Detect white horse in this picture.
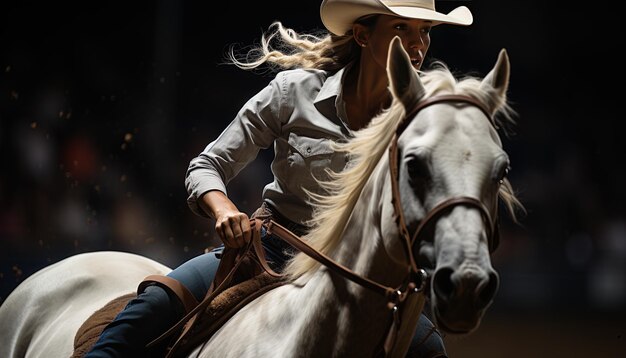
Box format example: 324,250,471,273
0,37,521,358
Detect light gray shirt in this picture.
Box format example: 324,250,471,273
185,65,355,225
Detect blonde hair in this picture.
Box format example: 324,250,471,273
225,21,362,72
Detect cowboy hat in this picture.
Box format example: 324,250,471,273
320,0,473,35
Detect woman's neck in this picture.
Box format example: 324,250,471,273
343,62,391,130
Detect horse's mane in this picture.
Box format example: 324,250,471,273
282,62,522,280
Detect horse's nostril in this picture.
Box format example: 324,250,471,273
477,272,499,308
433,267,455,301
434,267,499,308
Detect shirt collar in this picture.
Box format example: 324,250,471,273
315,67,346,105
314,63,354,130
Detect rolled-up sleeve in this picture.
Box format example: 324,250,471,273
185,73,286,217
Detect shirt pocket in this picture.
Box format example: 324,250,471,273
287,132,347,192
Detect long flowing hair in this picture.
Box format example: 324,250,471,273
225,19,377,71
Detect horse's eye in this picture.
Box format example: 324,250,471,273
495,165,510,184
405,153,430,180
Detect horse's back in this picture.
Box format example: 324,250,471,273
0,251,171,358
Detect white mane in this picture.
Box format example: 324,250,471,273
283,63,520,279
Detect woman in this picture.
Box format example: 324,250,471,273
86,0,473,356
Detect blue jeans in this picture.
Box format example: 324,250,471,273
85,231,446,357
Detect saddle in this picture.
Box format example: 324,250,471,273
72,293,136,357
149,218,286,357
71,218,285,358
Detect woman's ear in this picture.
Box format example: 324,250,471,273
352,23,369,47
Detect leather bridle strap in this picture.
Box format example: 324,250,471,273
396,94,497,136
388,133,419,273
410,197,496,250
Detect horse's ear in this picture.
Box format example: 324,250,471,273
387,36,425,109
480,48,510,103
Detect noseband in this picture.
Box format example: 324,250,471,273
388,94,501,279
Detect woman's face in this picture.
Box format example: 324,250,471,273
355,14,432,71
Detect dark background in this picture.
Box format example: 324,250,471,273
1,1,624,356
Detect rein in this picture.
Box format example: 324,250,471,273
266,221,426,302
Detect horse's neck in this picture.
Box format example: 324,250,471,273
198,164,408,357
297,162,408,355
335,158,406,286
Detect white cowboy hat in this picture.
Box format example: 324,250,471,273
320,0,473,35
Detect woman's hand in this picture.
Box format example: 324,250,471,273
199,190,252,248
214,209,252,248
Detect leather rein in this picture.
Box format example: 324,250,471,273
268,94,501,356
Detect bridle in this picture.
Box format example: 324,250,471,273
267,94,502,356
389,94,501,270
375,94,500,354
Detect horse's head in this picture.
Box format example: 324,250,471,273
384,37,516,334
